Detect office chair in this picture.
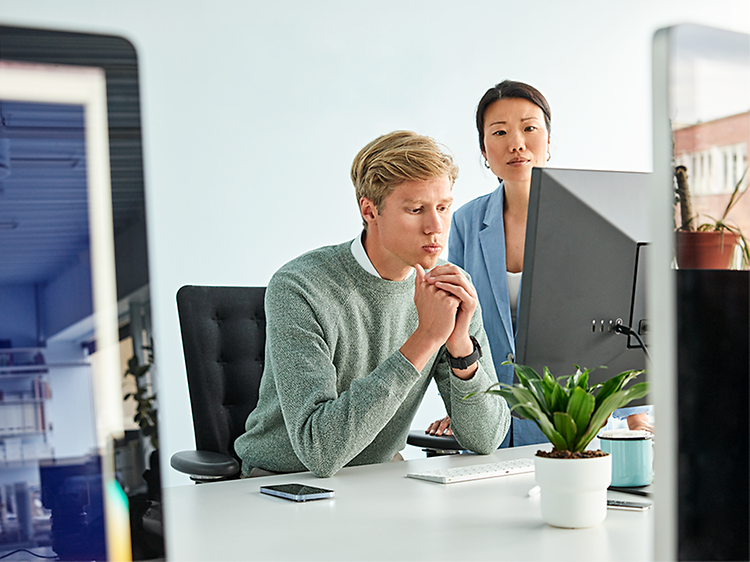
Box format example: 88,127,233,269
170,285,266,482
169,285,463,482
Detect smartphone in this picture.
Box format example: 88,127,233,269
259,483,335,502
607,499,651,511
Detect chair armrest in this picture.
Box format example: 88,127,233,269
407,430,464,452
170,450,240,482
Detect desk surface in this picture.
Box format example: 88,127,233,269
164,444,653,561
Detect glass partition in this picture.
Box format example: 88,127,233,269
652,23,750,561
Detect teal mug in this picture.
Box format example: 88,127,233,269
599,429,653,487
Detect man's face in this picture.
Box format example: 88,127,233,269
361,175,453,281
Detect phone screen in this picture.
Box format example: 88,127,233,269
260,483,335,502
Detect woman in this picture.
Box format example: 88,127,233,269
427,80,651,446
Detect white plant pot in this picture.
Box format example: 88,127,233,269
534,453,612,528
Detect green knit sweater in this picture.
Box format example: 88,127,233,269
234,240,509,477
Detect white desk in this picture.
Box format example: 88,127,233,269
164,444,653,561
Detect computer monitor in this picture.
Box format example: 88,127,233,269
515,167,650,401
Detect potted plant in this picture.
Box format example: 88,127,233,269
675,165,749,269
469,364,648,528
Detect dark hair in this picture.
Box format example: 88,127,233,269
475,80,552,153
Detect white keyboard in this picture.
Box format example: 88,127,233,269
406,458,535,484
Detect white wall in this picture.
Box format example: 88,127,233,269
0,0,748,489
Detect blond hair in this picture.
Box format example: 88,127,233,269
351,130,459,228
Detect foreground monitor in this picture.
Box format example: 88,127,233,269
652,23,750,562
0,61,130,561
516,167,650,400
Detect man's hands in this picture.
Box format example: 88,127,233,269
423,264,478,357
399,263,479,379
412,264,462,347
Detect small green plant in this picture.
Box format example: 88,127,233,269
468,364,648,453
124,342,158,450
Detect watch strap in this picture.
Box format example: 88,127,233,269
447,336,482,370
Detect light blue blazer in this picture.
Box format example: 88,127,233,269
449,183,545,447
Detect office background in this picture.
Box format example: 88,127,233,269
0,0,747,491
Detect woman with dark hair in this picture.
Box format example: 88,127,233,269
426,80,650,446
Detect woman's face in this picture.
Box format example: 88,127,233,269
482,97,549,188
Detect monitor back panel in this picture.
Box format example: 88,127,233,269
516,168,650,396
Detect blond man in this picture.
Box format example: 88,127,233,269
235,131,509,477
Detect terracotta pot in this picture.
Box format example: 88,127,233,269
534,454,611,528
675,230,740,269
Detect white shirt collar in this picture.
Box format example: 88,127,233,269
350,231,414,280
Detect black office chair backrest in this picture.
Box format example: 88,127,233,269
176,285,266,463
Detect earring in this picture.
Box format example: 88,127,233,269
484,158,490,169
547,151,551,162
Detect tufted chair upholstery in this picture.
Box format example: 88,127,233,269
170,285,266,481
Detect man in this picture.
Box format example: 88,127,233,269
235,130,509,478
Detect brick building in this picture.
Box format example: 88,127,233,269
673,111,750,236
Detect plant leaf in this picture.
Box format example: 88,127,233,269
542,367,557,409
514,399,567,450
564,372,577,392
507,402,544,421
514,365,550,416
493,385,565,449
720,165,748,221
595,370,642,409
495,385,544,413
513,363,543,383
566,386,595,439
575,368,590,389
553,411,578,449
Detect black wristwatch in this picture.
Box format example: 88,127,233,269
447,336,482,370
